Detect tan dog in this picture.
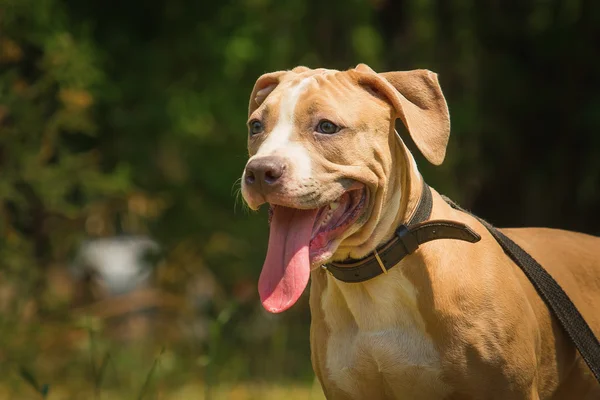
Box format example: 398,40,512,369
240,64,600,399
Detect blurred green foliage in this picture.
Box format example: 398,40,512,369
1,0,599,397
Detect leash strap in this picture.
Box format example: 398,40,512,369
443,196,600,383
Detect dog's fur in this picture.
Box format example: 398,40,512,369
241,64,600,399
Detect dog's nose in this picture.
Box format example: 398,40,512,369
245,156,287,188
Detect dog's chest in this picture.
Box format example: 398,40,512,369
319,274,450,399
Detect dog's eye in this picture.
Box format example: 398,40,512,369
248,119,264,135
316,120,341,135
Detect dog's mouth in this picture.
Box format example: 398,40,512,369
259,185,367,314
310,187,367,262
268,186,367,264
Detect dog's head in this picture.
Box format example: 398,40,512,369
240,64,450,312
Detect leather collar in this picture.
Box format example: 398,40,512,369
322,180,481,283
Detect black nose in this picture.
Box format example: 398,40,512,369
245,156,287,187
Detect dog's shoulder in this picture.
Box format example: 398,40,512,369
501,227,600,329
501,227,600,273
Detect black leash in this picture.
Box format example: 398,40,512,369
443,196,600,384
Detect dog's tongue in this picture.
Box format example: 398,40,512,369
258,206,318,313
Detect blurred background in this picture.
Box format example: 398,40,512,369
1,0,599,398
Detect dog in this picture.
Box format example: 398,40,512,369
240,64,600,399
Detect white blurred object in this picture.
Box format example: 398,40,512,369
71,235,161,296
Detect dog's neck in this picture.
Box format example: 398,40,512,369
371,132,426,248
391,134,426,232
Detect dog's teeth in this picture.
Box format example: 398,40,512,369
329,201,340,210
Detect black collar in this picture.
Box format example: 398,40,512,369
322,181,481,283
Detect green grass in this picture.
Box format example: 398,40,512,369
1,382,326,400
0,309,322,400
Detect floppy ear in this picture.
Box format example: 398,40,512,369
248,71,286,116
354,64,450,165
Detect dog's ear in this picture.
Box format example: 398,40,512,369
248,71,286,116
354,68,450,165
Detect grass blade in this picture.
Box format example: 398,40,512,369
137,347,165,400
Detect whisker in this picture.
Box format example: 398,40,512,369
231,177,243,195
231,178,250,215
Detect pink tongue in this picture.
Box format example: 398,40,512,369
258,206,318,313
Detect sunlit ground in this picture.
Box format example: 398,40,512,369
0,383,326,400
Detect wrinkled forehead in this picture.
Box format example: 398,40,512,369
252,68,365,119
